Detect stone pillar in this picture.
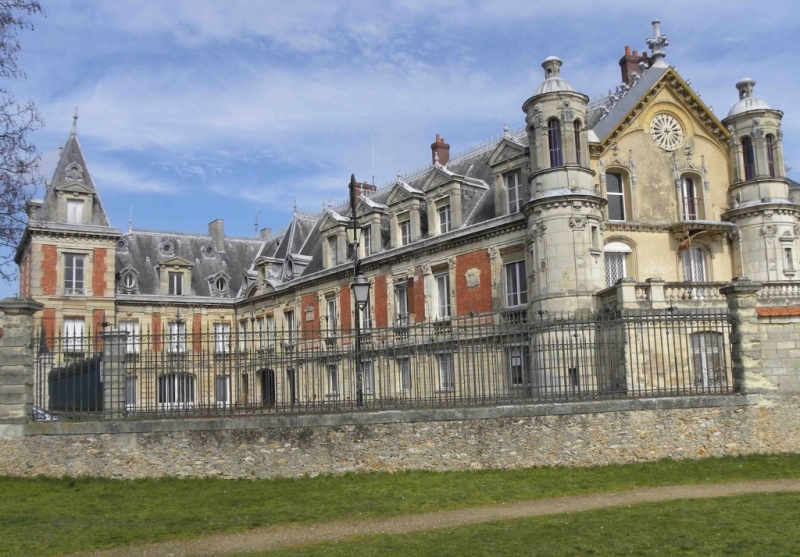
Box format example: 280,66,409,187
101,329,129,418
647,277,666,309
617,278,638,310
0,298,43,425
720,278,775,394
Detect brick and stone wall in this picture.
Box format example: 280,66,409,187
1,395,798,479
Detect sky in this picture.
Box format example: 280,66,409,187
2,0,799,297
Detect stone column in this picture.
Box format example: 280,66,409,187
720,278,775,394
646,277,666,309
0,298,43,425
101,329,129,418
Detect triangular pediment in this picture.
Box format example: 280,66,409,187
421,166,459,192
488,138,527,166
386,180,424,205
56,182,95,195
157,256,194,268
318,210,349,232
355,196,387,218
591,67,729,154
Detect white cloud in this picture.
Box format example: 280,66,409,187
89,161,182,194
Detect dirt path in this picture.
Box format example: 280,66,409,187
78,479,800,557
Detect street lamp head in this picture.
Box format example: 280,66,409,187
351,273,371,311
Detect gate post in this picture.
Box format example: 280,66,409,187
0,297,43,425
720,278,775,394
101,329,129,418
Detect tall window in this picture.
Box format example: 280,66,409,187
168,272,183,295
399,357,412,392
362,360,374,395
399,219,411,246
785,247,795,272
326,297,337,336
606,172,626,221
548,119,563,167
604,242,631,288
328,364,339,395
506,172,522,213
64,254,85,295
681,247,707,282
438,204,451,234
215,375,231,406
285,310,295,342
742,137,756,181
508,346,531,386
573,120,582,166
167,321,186,353
681,176,698,220
362,226,372,256
266,314,275,348
691,332,726,389
438,353,454,391
63,318,84,353
766,135,776,178
360,298,372,330
158,373,195,406
328,236,338,266
504,260,527,307
126,376,138,410
118,321,140,354
213,323,230,354
394,282,409,326
256,316,264,349
66,199,84,224
436,273,450,320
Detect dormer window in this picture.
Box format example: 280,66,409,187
119,268,139,294
215,277,227,292
66,199,84,224
437,204,451,234
328,236,338,266
168,272,183,295
400,219,411,246
362,226,372,257
506,172,522,213
208,273,230,298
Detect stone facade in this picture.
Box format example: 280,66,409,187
1,395,798,479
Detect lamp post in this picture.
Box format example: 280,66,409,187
349,174,372,408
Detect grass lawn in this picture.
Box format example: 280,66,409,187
1,453,799,556
247,492,800,557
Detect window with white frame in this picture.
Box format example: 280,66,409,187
604,242,631,287
504,260,527,307
436,273,450,320
126,376,138,409
326,297,337,336
438,353,455,391
214,323,231,354
167,321,186,353
606,172,626,221
681,176,699,220
64,254,85,295
328,236,338,266
238,321,248,351
168,272,183,296
328,364,339,395
66,199,84,224
394,282,409,325
360,297,372,330
362,226,372,256
506,172,522,213
681,247,707,282
399,219,411,246
508,345,531,386
256,316,264,349
285,311,295,337
158,373,195,406
362,360,374,395
63,318,84,353
118,321,139,354
399,357,412,392
438,204,451,234
215,375,231,406
266,314,275,347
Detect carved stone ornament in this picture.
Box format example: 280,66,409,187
782,230,794,239
447,256,456,269
753,128,765,139
795,224,800,238
573,202,583,212
465,268,481,289
650,113,683,151
65,163,84,183
421,262,432,275
764,211,774,221
569,217,588,231
762,224,778,237
562,109,574,122
488,245,500,261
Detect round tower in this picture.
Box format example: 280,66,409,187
722,78,799,282
521,57,606,314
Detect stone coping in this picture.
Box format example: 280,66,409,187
22,395,756,437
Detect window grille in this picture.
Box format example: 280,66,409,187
681,247,706,282
167,321,186,353
63,318,84,353
604,253,625,288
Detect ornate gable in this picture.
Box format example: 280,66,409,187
386,180,424,205
157,255,194,268
421,166,457,192
487,138,527,167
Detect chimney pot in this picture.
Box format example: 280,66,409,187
633,50,638,56
209,219,225,252
625,46,631,55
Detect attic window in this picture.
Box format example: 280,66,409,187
119,270,138,295
215,277,227,292
159,242,175,257
116,238,129,253
201,245,216,259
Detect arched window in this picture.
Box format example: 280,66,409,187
766,134,776,178
681,246,706,282
573,120,581,166
681,176,699,221
548,119,563,167
742,137,756,181
606,172,627,221
604,241,632,287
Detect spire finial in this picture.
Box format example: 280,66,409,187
293,199,297,214
503,121,510,138
434,151,440,166
71,108,78,135
128,205,133,233
646,20,669,68
397,168,402,181
254,208,259,238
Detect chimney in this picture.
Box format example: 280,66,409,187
431,134,450,166
352,180,377,199
25,199,42,220
619,46,653,86
260,227,272,240
208,219,225,252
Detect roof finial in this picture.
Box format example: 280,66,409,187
293,198,297,214
254,208,259,238
503,121,510,138
58,140,63,154
434,150,440,166
397,168,402,181
71,108,78,135
646,20,669,68
128,205,133,233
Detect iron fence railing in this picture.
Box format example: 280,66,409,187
32,308,734,421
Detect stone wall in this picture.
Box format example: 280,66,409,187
758,312,800,392
2,395,799,479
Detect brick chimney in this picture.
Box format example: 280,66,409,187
619,46,652,86
208,219,225,252
352,180,377,198
431,134,450,166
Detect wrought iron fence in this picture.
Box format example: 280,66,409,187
32,308,734,421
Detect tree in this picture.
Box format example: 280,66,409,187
0,0,43,283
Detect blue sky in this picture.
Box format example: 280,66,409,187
2,0,799,298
